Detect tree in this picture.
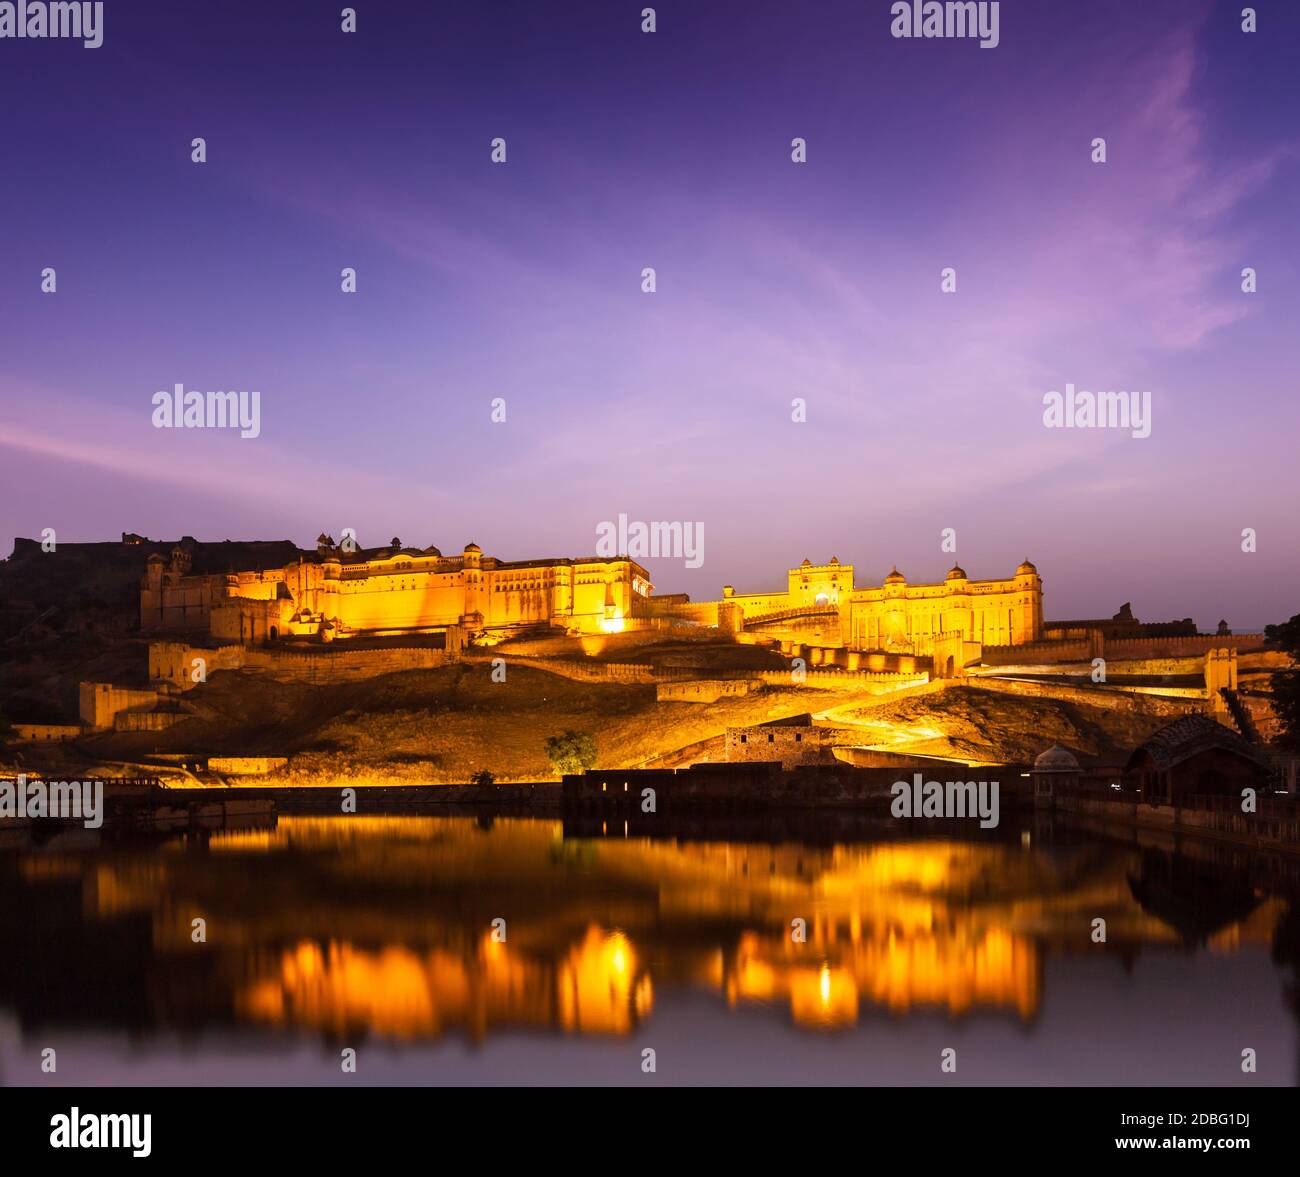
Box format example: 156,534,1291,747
1267,614,1300,750
470,769,495,787
545,730,597,776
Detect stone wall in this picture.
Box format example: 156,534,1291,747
982,633,1267,667
756,668,930,693
11,723,82,742
208,756,289,775
965,676,1202,717
776,643,924,674
980,638,1094,665
480,656,659,684
1106,634,1266,658
656,679,761,703
1053,793,1300,847
149,640,451,690
114,710,185,733
724,724,835,767
80,682,164,730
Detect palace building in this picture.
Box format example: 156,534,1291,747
138,535,1041,655
656,558,1043,653
141,536,652,643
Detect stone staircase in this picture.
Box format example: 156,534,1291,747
1219,687,1259,742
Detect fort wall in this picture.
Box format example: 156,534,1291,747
756,668,930,693
963,677,1202,718
80,682,166,730
11,723,83,742
656,679,761,703
149,640,452,690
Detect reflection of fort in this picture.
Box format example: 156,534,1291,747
0,817,1293,1042
239,927,654,1039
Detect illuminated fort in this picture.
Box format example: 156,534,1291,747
141,536,653,643
655,556,1043,654
139,534,1043,655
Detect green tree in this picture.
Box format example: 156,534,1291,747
545,730,597,776
1267,614,1300,750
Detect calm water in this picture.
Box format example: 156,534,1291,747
1,814,1297,1086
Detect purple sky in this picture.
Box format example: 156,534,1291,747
1,1,1297,628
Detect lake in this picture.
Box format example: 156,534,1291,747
1,813,1296,1086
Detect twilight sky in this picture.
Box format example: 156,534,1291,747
1,0,1297,627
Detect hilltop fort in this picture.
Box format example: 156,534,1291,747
0,532,1286,788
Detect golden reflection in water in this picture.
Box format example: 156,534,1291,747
238,925,652,1040
42,817,1287,1041
557,927,653,1035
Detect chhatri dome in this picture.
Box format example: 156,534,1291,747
945,564,967,580
884,567,906,584
1017,558,1038,575
1034,744,1079,771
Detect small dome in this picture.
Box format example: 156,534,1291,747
884,567,906,584
946,564,967,580
423,545,443,557
464,542,481,553
829,556,839,565
1034,744,1078,771
1017,559,1038,576
801,558,811,567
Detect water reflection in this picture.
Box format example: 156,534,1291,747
1,815,1298,1073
